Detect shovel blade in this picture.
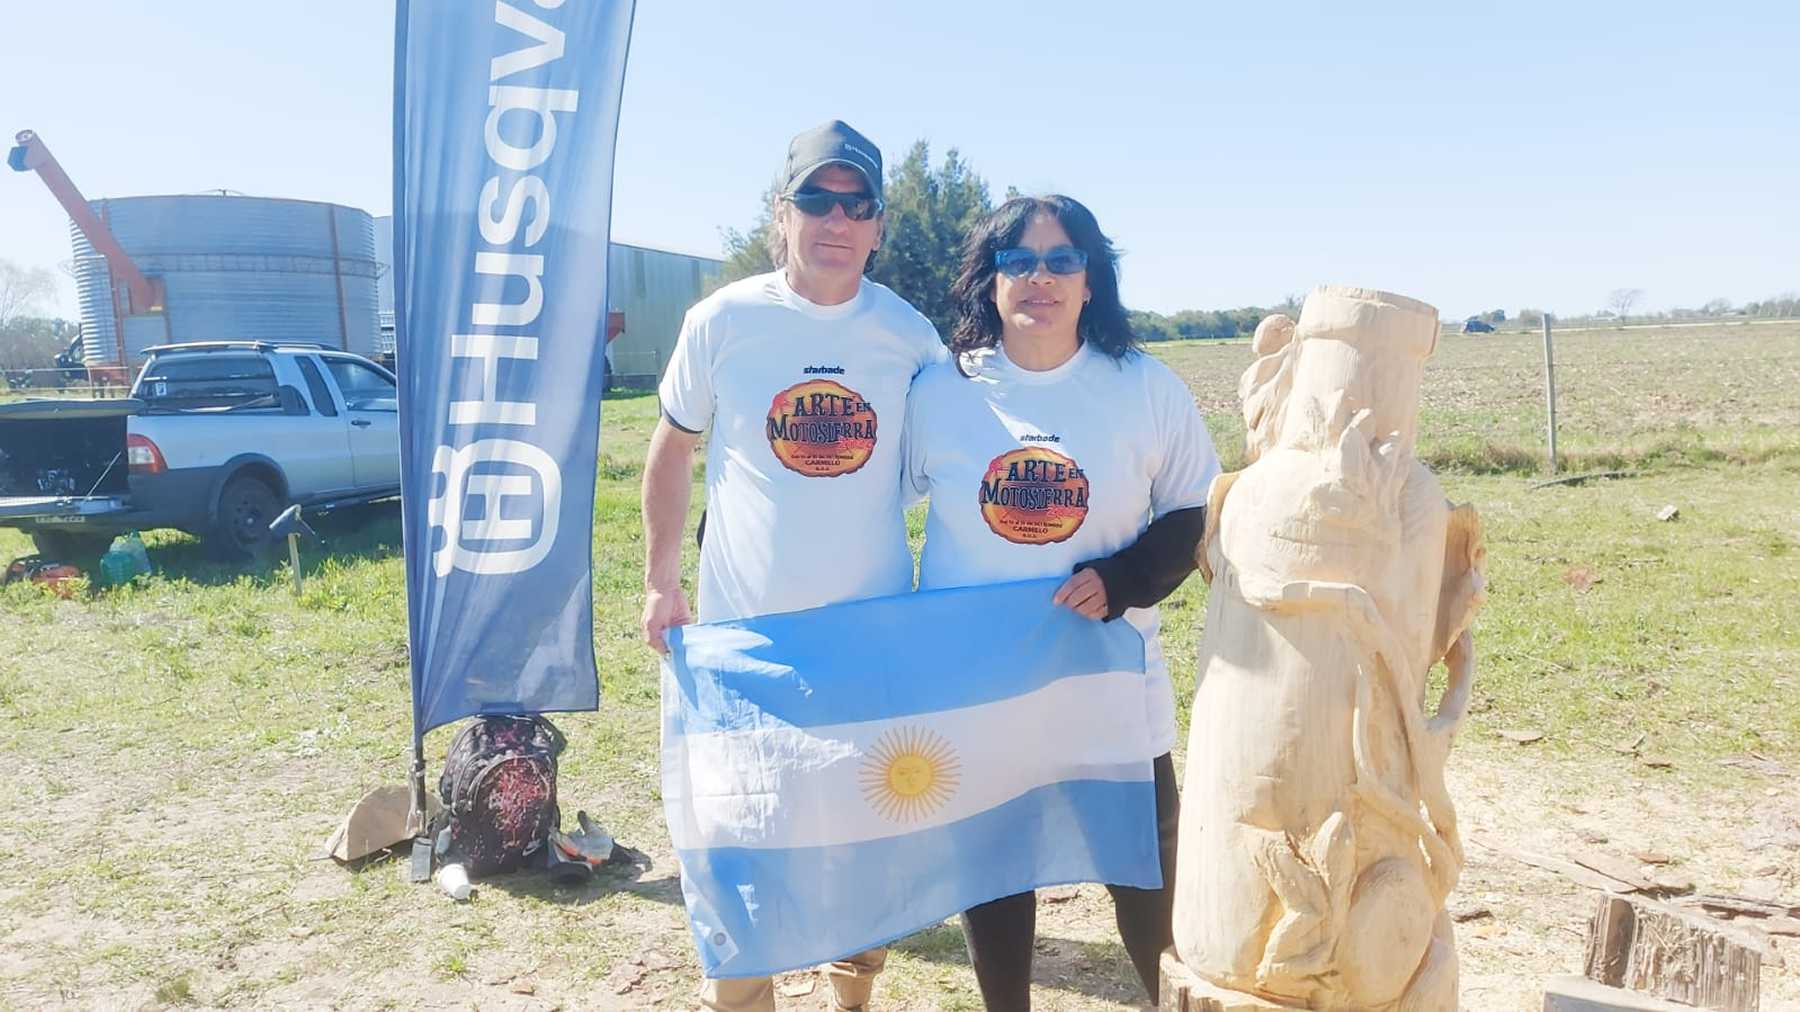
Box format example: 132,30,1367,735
325,785,441,863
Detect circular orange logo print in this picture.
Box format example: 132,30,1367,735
978,445,1090,545
765,379,878,477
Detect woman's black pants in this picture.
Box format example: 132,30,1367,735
960,752,1179,1011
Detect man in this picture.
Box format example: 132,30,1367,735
641,120,946,1012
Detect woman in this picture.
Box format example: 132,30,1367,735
902,194,1220,1010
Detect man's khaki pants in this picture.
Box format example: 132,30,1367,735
698,947,886,1011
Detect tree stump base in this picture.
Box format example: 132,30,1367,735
1543,974,1694,1011
1159,949,1304,1012
1583,894,1762,1011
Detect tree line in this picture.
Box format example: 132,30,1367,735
714,139,1312,343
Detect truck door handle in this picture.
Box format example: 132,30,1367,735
351,418,372,428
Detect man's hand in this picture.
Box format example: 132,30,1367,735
642,585,693,655
1052,568,1108,620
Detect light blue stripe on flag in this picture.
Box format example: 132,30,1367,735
666,578,1147,732
662,578,1161,979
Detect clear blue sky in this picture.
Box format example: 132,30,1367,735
3,1,1796,322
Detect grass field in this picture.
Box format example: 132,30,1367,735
1,323,1796,1010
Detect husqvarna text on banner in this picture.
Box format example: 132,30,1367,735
393,0,636,738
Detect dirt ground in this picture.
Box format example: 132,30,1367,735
3,733,1794,1012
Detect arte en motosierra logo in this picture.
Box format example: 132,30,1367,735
765,378,878,477
979,445,1090,545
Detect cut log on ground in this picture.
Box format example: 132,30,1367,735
1583,894,1763,1011
1543,974,1696,1011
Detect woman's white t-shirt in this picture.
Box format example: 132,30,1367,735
902,342,1220,754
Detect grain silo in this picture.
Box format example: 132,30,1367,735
70,194,382,365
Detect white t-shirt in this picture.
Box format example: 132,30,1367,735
659,270,946,622
902,343,1221,754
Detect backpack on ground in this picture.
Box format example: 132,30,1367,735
436,714,565,876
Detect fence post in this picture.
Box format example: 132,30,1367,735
1542,316,1560,474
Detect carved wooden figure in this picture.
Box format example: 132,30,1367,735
1172,286,1487,1011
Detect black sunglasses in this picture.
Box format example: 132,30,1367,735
785,188,883,221
994,245,1088,278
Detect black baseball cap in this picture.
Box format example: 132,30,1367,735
781,120,883,200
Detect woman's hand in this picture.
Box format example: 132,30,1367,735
1052,568,1109,620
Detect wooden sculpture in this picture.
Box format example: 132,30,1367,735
1171,286,1487,1011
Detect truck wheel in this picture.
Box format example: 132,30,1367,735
30,530,110,566
209,475,284,562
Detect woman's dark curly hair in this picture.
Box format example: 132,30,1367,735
948,194,1138,364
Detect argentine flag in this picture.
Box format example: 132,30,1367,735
662,578,1162,978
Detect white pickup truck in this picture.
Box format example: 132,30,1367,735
0,342,400,561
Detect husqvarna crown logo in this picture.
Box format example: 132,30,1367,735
428,439,561,576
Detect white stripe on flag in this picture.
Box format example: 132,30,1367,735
666,669,1153,851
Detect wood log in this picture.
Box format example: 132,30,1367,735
1690,892,1799,919
1543,974,1694,1011
1583,894,1762,1011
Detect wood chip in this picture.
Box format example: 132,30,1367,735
1449,904,1492,922
1656,504,1680,522
1470,836,1639,893
1498,727,1545,744
1650,873,1696,896
509,982,536,995
1041,885,1081,903
1634,850,1673,865
1572,850,1656,892
1578,828,1610,845
1640,755,1675,769
1614,732,1647,755
1765,917,1800,938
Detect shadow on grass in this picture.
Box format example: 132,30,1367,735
478,851,683,910
891,921,1150,1008
141,500,405,588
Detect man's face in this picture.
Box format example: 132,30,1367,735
779,165,882,284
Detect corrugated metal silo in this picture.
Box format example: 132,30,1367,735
68,194,381,364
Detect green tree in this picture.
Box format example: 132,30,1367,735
1129,310,1179,342
712,140,993,336
712,182,780,292
871,141,992,336
0,260,66,374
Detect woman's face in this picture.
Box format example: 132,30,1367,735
992,213,1089,341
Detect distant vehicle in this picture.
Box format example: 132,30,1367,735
1462,319,1496,334
0,342,399,563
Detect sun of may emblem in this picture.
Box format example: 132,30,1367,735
858,726,962,822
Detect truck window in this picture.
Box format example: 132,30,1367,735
296,356,339,417
324,358,397,412
135,355,281,412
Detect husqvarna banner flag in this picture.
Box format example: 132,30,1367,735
394,0,635,738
